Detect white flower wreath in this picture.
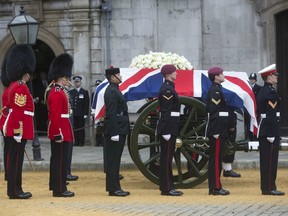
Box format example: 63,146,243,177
129,51,193,70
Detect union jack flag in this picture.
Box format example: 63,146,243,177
91,68,258,135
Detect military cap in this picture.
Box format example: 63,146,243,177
1,58,10,87
249,73,257,81
6,44,36,82
105,67,120,76
161,64,176,74
95,79,102,86
72,75,82,82
208,67,224,75
48,53,73,82
258,64,278,77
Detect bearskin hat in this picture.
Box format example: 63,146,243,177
6,44,36,82
1,58,10,87
48,53,73,82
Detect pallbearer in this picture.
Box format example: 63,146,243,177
257,64,284,196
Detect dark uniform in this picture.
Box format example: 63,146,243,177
157,64,182,196
104,67,130,196
4,45,36,199
70,76,89,146
205,67,233,195
206,82,230,190
157,80,180,192
257,83,282,194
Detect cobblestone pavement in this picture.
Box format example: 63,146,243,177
0,169,288,216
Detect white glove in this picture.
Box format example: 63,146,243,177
162,134,171,141
213,134,220,139
267,137,275,143
111,135,120,141
84,115,88,119
13,135,22,143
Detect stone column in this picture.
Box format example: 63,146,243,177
70,1,92,144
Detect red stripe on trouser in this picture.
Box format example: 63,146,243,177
215,137,221,188
268,144,273,191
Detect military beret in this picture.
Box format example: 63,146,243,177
72,75,82,82
105,67,120,76
249,73,257,80
208,67,224,75
258,64,279,77
6,44,36,82
48,53,73,82
161,64,176,74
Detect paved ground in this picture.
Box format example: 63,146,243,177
0,169,288,216
1,137,288,215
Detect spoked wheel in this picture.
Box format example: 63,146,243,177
129,96,209,188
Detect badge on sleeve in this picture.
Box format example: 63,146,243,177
14,93,27,107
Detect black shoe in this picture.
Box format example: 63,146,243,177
209,188,230,196
223,170,241,178
67,175,79,181
119,174,124,180
53,191,75,197
109,189,130,197
161,189,183,196
66,182,70,185
262,190,285,196
9,192,32,199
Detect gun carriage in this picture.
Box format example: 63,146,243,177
94,68,287,189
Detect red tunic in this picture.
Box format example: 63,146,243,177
4,81,34,140
0,87,9,131
47,84,74,142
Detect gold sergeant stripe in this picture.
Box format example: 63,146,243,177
163,95,173,100
212,98,221,105
268,101,277,109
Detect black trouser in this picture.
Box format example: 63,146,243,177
49,141,68,193
6,137,26,197
66,142,74,175
2,131,9,181
105,134,125,192
259,136,280,192
159,135,176,192
73,116,85,146
208,136,224,190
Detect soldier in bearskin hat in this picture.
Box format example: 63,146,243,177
4,44,36,199
0,58,11,182
47,53,75,197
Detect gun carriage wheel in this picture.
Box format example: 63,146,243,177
129,96,209,188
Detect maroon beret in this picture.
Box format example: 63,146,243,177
161,64,176,74
208,67,224,75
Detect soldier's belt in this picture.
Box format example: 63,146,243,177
24,111,34,116
61,114,69,118
219,112,228,117
260,112,280,118
171,112,180,117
